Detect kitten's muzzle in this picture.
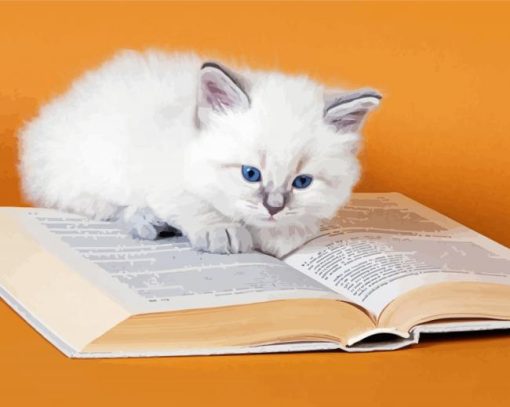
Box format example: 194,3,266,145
262,191,288,216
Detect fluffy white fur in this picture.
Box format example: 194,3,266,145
19,49,380,258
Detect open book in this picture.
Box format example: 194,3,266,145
1,193,510,358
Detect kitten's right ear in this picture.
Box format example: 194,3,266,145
196,62,250,127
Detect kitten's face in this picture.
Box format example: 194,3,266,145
189,63,380,229
198,129,359,228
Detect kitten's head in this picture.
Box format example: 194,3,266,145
190,61,381,229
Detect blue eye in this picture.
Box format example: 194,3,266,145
241,165,262,182
292,174,313,189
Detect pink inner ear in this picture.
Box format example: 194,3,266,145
327,109,368,131
205,80,234,107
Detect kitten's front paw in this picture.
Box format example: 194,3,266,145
189,225,253,254
118,207,175,240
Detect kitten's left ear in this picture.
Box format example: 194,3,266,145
324,88,382,133
197,62,250,127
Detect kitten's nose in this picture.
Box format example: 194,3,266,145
263,192,286,216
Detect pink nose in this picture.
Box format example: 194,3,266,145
263,201,285,216
262,192,287,216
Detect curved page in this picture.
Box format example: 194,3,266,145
285,193,510,318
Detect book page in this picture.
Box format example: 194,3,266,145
284,193,510,317
4,208,339,314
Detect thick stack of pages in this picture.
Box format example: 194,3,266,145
1,193,509,357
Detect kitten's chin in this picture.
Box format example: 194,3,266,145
243,214,312,229
241,215,280,228
243,218,274,228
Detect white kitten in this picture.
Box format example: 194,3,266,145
18,49,381,258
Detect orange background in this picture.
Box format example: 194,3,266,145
1,2,510,406
1,1,509,247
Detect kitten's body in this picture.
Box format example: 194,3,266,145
19,50,380,257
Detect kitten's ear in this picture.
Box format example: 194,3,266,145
323,88,382,133
197,62,250,127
